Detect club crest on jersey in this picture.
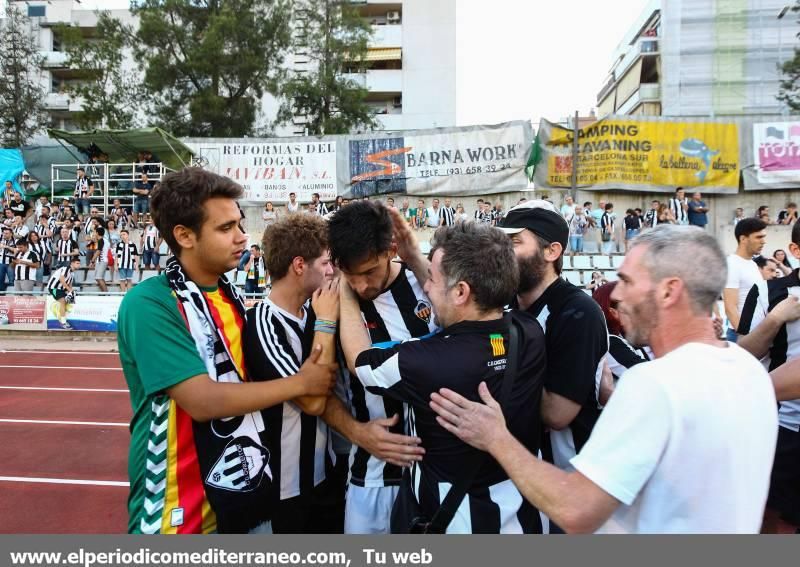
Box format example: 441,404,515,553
414,300,432,323
490,333,505,357
206,436,271,492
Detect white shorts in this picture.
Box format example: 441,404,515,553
344,484,399,534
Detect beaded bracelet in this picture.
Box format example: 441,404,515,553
314,319,337,334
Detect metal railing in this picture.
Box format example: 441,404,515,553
50,162,172,216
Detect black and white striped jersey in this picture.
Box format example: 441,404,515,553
520,277,608,470
738,270,800,431
35,223,53,250
55,238,79,263
0,238,15,265
439,206,455,227
347,265,439,488
14,250,39,281
47,266,74,292
243,299,333,501
116,242,139,270
28,241,47,265
606,334,649,380
142,226,160,251
354,313,546,533
73,177,92,198
669,197,688,224
314,202,329,216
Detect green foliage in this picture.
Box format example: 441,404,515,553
778,1,800,113
276,0,378,135
0,3,48,147
131,0,292,137
55,13,142,129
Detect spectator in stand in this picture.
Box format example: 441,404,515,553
760,213,775,226
473,198,485,222
584,271,608,292
34,195,50,222
754,256,781,281
778,203,798,225
331,196,345,213
12,238,39,292
385,197,395,209
600,203,616,256
733,207,745,226
306,202,319,216
9,192,31,220
669,187,689,225
656,203,675,224
560,195,576,222
132,173,154,227
11,214,29,241
591,280,650,385
757,205,770,218
426,198,442,229
2,208,14,227
2,181,13,206
589,200,606,251
106,219,121,248
414,198,428,230
455,204,469,223
110,199,129,229
723,217,767,342
47,258,80,329
140,219,162,273
774,249,794,276
27,230,47,289
568,204,589,256
439,198,455,227
90,226,111,293
73,168,94,216
643,200,660,229
0,227,17,291
492,201,504,224
399,198,411,224
311,192,328,216
623,208,642,252
115,229,138,294
286,192,300,213
262,202,279,227
687,192,709,228
483,201,495,225
54,226,80,268
243,244,266,295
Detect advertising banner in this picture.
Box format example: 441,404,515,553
0,295,46,331
342,121,533,197
46,294,122,331
753,121,800,184
184,138,338,203
532,116,740,194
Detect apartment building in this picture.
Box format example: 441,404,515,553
596,0,795,119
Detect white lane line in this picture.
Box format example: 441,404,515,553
0,386,127,393
0,476,129,487
0,419,128,427
0,365,122,371
0,351,118,355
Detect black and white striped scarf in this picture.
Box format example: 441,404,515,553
165,256,273,533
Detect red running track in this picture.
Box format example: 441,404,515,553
0,351,131,533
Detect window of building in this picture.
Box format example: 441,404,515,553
28,5,46,17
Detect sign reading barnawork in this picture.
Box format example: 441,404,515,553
343,121,533,197
184,138,338,203
532,117,740,194
753,122,800,184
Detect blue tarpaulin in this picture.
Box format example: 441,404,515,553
0,149,24,194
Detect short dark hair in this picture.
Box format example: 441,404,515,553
430,222,519,313
312,192,320,199
734,217,767,243
120,229,129,235
77,167,85,173
15,238,27,246
150,167,243,256
583,201,592,208
675,187,684,194
757,205,769,214
753,255,775,269
262,214,328,280
250,244,260,251
605,203,614,210
328,201,393,272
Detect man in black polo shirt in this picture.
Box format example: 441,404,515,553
8,192,31,219
339,221,546,534
497,200,607,529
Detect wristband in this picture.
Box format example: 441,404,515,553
314,319,337,334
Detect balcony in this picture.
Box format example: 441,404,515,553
44,93,82,112
639,82,660,101
370,24,402,48
41,51,69,69
343,69,402,92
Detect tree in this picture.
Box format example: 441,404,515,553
276,0,378,135
55,14,143,129
778,2,800,112
0,3,49,147
131,0,292,137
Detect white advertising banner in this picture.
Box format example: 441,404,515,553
184,138,338,204
753,121,800,184
46,294,122,332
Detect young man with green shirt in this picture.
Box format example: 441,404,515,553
117,168,336,534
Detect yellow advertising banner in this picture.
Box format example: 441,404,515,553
533,117,740,193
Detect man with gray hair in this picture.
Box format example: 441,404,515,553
431,225,778,533
338,221,547,533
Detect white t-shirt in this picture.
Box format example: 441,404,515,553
725,254,762,319
426,207,441,228
571,342,777,534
